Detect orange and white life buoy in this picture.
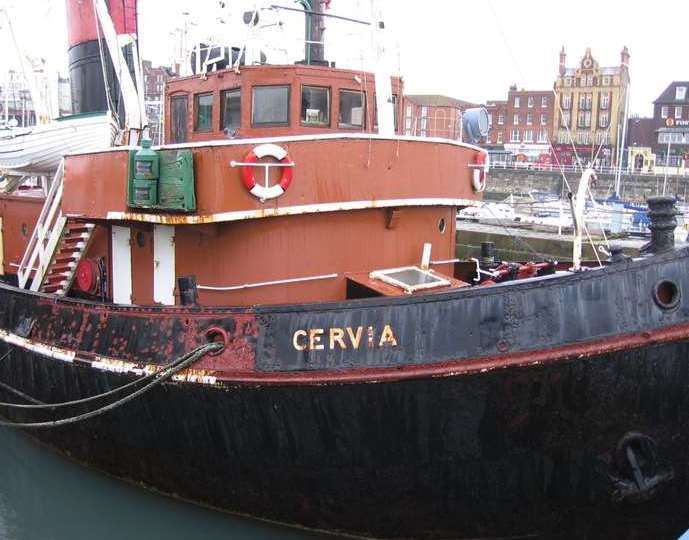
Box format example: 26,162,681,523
235,143,294,200
472,151,489,192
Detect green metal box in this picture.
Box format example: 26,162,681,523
127,148,196,212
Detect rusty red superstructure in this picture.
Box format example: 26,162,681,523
1,3,689,539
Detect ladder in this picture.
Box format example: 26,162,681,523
17,160,95,295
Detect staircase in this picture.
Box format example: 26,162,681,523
17,160,95,295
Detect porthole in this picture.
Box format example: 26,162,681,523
438,217,447,234
653,280,680,310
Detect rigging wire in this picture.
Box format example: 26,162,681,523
484,0,613,262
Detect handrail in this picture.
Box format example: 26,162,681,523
17,160,65,288
485,160,689,178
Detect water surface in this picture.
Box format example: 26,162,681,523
0,428,324,540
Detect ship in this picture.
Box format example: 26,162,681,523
0,1,688,539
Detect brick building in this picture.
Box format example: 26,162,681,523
502,86,553,162
143,60,176,144
652,81,689,169
484,99,507,146
552,47,630,168
402,94,480,139
626,116,656,172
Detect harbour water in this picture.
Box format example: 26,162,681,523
0,428,322,540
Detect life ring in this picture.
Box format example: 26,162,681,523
472,151,489,192
238,143,294,200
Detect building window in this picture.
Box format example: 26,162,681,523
252,85,290,126
560,111,570,127
487,113,493,126
602,76,610,86
661,105,669,118
497,131,503,143
579,94,592,111
562,94,571,110
577,111,591,128
540,113,547,126
527,96,534,108
339,90,365,128
510,129,519,142
537,129,548,143
514,96,521,108
600,93,610,110
676,87,687,100
513,114,519,125
523,129,533,143
526,113,533,125
599,111,609,128
497,114,504,125
194,92,213,131
564,77,572,87
586,75,594,87
220,88,241,133
675,106,683,119
301,85,330,126
541,96,548,108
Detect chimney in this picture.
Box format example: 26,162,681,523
559,46,566,76
65,0,139,122
620,45,630,68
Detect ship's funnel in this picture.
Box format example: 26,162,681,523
463,107,489,143
65,0,138,120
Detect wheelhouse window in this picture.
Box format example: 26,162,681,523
339,90,365,128
194,93,213,131
221,88,241,133
252,85,290,126
301,85,330,126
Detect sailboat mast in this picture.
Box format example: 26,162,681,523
614,84,630,196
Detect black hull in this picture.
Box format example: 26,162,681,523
1,341,688,539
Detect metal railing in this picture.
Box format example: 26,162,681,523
17,160,67,290
487,160,689,178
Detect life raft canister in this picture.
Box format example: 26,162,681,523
238,143,294,200
472,151,489,192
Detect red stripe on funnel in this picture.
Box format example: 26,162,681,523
65,0,137,48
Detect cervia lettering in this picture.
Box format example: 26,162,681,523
292,325,398,351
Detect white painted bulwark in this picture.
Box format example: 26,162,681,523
111,225,133,305
153,225,176,305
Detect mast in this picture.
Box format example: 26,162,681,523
614,84,630,196
371,0,394,136
296,0,326,65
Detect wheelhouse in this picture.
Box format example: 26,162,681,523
166,64,403,143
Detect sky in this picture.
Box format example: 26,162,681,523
2,0,688,116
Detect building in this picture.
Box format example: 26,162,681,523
552,46,630,168
402,94,480,139
626,116,656,173
484,99,508,146
501,86,554,163
0,70,35,127
652,81,689,170
143,60,177,144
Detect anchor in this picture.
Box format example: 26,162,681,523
609,432,674,504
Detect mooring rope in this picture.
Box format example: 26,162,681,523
0,342,223,430
0,343,212,411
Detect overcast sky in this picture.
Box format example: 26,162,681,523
3,0,688,116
